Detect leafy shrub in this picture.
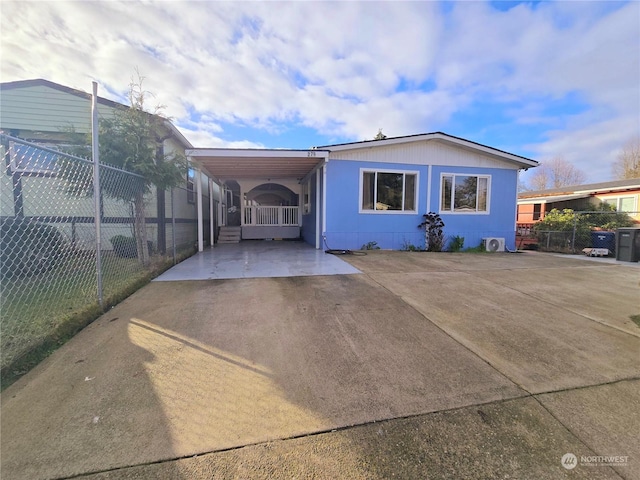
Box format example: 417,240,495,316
418,212,445,252
0,219,67,277
447,235,465,252
533,204,634,251
361,241,380,250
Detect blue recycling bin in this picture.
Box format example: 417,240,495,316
591,231,616,253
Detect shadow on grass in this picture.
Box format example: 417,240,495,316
0,248,195,390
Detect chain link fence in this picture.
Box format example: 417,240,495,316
517,209,639,255
1,134,210,384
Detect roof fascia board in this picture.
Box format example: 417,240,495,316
186,148,330,160
574,185,640,195
164,121,193,149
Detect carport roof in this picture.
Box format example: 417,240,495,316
186,148,329,181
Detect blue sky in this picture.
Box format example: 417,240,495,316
1,1,639,185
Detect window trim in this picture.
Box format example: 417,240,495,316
358,168,419,214
439,173,491,215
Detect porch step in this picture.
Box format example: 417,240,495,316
218,226,241,244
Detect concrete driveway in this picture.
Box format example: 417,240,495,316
1,251,639,479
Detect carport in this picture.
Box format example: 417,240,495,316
154,240,361,281
187,148,329,251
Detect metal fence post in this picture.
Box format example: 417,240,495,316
92,82,103,309
571,213,578,254
171,187,177,264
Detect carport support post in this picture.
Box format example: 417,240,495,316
91,81,103,309
322,163,327,246
315,168,321,249
171,187,177,264
209,178,215,246
196,168,203,252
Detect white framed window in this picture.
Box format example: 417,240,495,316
187,167,196,204
603,196,637,212
440,173,491,214
9,141,60,175
359,168,418,213
302,180,311,214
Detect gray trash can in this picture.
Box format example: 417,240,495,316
616,228,640,262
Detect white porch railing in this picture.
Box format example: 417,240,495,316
243,206,300,226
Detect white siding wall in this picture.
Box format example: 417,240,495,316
329,140,519,170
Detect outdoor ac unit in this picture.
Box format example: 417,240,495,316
484,237,505,252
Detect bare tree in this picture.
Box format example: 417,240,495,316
612,136,640,179
528,156,586,190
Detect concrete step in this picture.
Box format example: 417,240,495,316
218,226,241,243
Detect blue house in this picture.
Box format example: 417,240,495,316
187,132,538,252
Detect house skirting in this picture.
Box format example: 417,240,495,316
242,225,300,240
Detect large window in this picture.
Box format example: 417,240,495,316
8,141,91,176
440,174,490,213
360,169,417,213
9,142,59,175
603,196,636,213
187,167,196,204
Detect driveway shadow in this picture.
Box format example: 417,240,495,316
0,311,183,480
2,252,638,479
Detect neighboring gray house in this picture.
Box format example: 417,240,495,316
0,78,219,253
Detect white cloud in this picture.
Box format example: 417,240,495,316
177,126,264,149
1,0,638,182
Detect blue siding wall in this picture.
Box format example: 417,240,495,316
431,166,518,251
324,159,518,251
325,160,428,250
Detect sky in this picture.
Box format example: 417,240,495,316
1,1,639,185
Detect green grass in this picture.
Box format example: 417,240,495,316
630,314,640,328
1,249,194,389
463,244,487,253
